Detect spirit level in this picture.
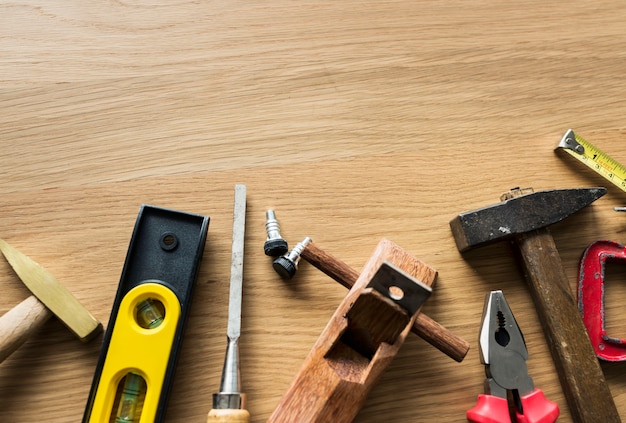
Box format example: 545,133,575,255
83,205,209,423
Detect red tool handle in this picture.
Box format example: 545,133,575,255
467,389,559,423
516,389,560,423
467,395,510,423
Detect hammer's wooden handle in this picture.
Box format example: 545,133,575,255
515,228,620,422
0,295,52,363
301,241,470,362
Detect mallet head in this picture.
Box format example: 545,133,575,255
0,238,102,341
450,187,606,252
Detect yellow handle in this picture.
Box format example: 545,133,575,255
207,408,250,423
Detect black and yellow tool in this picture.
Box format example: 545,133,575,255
82,205,209,423
207,184,250,423
556,129,626,193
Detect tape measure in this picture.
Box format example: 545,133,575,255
556,129,626,193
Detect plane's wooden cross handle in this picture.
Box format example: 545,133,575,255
300,241,469,362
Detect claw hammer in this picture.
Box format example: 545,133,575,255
450,187,619,422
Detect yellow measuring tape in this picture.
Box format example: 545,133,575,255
556,129,626,193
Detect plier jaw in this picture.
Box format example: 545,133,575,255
467,291,559,423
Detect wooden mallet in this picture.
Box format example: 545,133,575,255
0,239,102,363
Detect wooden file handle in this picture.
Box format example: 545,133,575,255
207,409,250,423
0,295,52,363
301,241,469,362
514,228,620,423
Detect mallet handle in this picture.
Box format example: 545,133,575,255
515,228,620,422
0,295,52,363
301,241,470,362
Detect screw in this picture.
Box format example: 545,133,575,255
264,210,289,257
272,237,312,279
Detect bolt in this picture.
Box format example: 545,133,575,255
272,237,312,279
264,210,289,256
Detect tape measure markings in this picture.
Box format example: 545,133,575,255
556,129,626,193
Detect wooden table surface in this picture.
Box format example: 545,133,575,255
3,1,626,421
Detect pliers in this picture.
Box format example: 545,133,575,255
467,290,559,423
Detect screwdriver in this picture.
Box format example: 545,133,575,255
207,184,250,423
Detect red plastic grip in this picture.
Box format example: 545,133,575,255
517,389,559,423
467,390,559,423
467,395,510,423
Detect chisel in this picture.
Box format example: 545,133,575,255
207,184,250,423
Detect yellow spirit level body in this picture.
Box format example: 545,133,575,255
83,205,209,423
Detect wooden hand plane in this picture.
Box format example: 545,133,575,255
268,238,437,423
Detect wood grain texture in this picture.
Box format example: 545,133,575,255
207,408,251,423
0,296,51,363
515,229,619,422
0,238,102,341
268,239,437,423
301,241,470,362
2,1,626,422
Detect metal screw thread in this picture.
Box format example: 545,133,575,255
285,237,312,265
265,210,282,240
264,210,289,256
272,236,311,279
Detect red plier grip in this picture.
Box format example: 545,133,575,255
467,389,559,423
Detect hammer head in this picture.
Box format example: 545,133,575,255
0,239,102,341
450,187,606,252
